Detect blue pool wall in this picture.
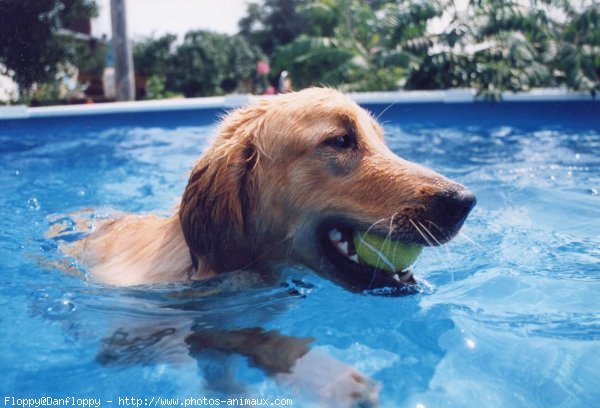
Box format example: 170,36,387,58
1,89,598,131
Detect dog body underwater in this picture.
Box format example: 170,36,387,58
64,87,475,291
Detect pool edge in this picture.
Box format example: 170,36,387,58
0,88,596,120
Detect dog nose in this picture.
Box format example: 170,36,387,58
434,188,477,224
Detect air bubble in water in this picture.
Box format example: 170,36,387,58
45,299,75,317
27,197,41,211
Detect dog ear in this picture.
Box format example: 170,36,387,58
179,108,261,273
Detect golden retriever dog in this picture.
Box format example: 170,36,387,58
65,87,475,291
56,87,475,407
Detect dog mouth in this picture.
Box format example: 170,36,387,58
318,221,421,292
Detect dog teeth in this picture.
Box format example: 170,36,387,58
337,241,349,255
328,229,342,242
349,254,359,263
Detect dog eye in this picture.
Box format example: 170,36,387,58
325,134,353,149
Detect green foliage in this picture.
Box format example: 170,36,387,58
0,0,99,93
272,36,353,89
21,80,65,106
244,0,599,97
270,0,440,91
4,0,595,104
144,74,178,100
133,32,264,98
403,0,599,98
239,0,307,55
60,0,98,30
172,31,230,97
19,62,85,106
222,35,266,93
548,2,600,95
68,37,107,75
133,34,177,77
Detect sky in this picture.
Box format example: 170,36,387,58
91,0,251,40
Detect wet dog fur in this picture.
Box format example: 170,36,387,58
53,88,476,407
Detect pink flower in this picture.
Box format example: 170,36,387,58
256,61,270,75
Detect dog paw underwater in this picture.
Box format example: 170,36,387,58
51,87,476,407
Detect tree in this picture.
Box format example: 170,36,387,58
133,34,177,78
405,0,552,97
221,35,266,93
0,0,99,93
239,0,307,56
171,31,230,97
242,0,598,97
133,34,178,99
406,0,599,98
134,31,265,98
271,0,441,91
548,1,600,95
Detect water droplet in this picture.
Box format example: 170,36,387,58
45,299,75,317
27,197,41,211
465,338,476,349
15,170,20,176
591,188,598,196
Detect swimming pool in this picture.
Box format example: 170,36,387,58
1,94,599,407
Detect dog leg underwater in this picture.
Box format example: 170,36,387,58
186,328,380,407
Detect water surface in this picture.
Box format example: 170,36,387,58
1,102,599,407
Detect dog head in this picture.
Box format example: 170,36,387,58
179,88,475,292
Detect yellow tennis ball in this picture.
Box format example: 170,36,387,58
354,232,422,272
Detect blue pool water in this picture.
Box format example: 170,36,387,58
1,101,599,407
